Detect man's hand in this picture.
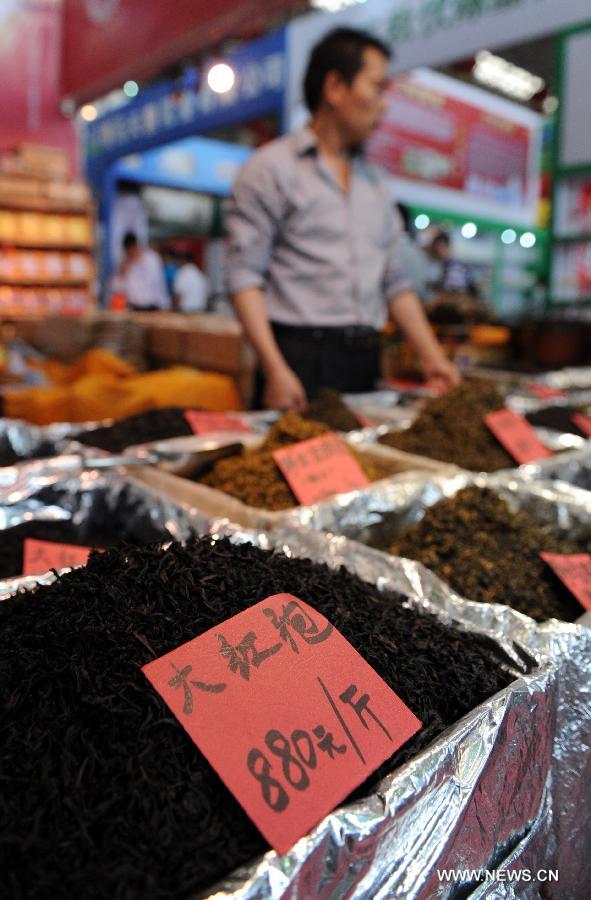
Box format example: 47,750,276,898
263,365,307,411
421,353,461,393
388,291,461,395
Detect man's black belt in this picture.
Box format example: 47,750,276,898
271,322,380,349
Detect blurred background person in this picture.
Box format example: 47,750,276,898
173,252,209,313
116,232,170,312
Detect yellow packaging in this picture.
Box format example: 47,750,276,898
66,216,92,245
18,212,42,243
43,215,66,245
0,210,16,241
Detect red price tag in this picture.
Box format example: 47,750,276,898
142,594,422,855
524,382,567,400
571,413,591,438
540,552,591,612
484,408,553,464
386,378,426,391
273,434,369,506
22,538,94,576
184,411,252,435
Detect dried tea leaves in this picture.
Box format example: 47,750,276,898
303,388,363,432
76,406,193,452
390,486,583,621
0,536,512,899
201,412,395,510
379,379,514,472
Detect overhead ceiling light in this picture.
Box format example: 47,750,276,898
501,228,517,245
461,222,478,239
473,50,545,102
414,214,430,230
123,80,139,98
80,104,98,122
310,0,366,11
520,232,537,249
207,62,235,94
542,95,559,115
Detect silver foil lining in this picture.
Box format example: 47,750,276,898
0,416,107,464
0,469,217,601
517,445,591,493
0,411,275,468
280,469,591,552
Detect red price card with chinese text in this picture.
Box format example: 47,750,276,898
142,594,422,855
540,552,591,612
22,538,93,576
571,413,591,438
484,409,553,465
524,382,567,400
272,434,369,506
184,411,252,435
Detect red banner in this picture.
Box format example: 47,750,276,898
62,0,299,103
0,0,76,166
368,74,532,209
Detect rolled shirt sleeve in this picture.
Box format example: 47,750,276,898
225,153,285,296
382,201,415,302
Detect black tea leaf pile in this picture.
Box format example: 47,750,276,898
303,388,364,432
525,405,589,437
0,537,514,899
379,378,515,471
75,406,194,452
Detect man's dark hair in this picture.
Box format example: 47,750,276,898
432,231,451,248
303,27,391,113
122,232,138,251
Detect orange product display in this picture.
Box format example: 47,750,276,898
2,350,241,425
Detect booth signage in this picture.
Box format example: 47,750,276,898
367,71,535,214
287,0,590,114
85,29,285,180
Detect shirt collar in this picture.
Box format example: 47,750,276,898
293,125,318,157
293,124,365,160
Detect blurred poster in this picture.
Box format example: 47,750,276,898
367,69,542,226
554,174,591,238
0,0,76,165
369,74,530,205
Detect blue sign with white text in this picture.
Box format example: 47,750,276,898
85,28,285,183
113,137,251,196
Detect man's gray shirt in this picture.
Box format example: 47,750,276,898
225,126,413,329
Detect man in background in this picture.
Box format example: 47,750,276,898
117,232,170,312
226,27,459,409
428,230,478,296
173,252,209,312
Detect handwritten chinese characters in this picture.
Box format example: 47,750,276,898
273,434,369,505
142,593,422,854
